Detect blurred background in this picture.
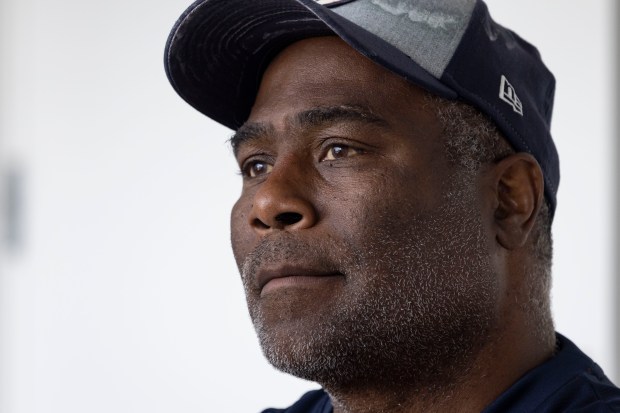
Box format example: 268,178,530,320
0,0,617,412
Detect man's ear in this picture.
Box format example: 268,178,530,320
492,153,544,250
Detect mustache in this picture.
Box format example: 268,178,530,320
240,234,348,289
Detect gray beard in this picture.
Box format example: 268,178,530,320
240,183,498,393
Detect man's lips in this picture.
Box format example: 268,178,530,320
256,266,344,295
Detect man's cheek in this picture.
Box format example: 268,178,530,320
230,203,254,272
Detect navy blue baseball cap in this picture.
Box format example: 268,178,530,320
164,0,559,216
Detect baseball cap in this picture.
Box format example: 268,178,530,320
164,0,559,216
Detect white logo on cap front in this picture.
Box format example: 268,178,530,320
499,75,523,116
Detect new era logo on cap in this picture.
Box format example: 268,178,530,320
499,75,523,116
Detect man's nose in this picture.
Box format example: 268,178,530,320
249,162,318,234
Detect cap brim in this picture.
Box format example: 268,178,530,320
165,0,457,130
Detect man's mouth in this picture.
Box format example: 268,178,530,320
256,265,344,295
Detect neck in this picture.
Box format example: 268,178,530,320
325,320,555,413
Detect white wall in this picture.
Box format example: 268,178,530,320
486,1,618,384
0,1,616,412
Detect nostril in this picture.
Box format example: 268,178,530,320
252,218,270,230
275,212,303,226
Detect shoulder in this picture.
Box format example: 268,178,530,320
484,334,620,412
261,389,331,413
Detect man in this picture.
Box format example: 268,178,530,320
164,0,620,412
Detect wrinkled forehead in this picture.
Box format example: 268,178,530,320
248,37,432,129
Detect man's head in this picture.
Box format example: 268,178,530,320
228,35,553,393
165,0,558,404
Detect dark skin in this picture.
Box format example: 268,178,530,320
230,37,553,412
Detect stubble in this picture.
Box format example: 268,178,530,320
240,179,498,394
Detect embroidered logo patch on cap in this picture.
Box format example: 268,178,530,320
499,75,523,116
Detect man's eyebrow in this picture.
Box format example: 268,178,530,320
294,105,388,129
229,123,273,156
230,105,387,156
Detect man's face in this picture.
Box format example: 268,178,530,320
230,37,500,388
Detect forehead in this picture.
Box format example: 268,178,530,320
247,36,432,130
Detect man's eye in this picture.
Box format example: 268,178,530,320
322,144,362,161
243,161,273,178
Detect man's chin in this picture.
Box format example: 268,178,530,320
250,294,495,391
248,298,352,380
255,321,351,384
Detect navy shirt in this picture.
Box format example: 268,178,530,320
262,334,620,413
